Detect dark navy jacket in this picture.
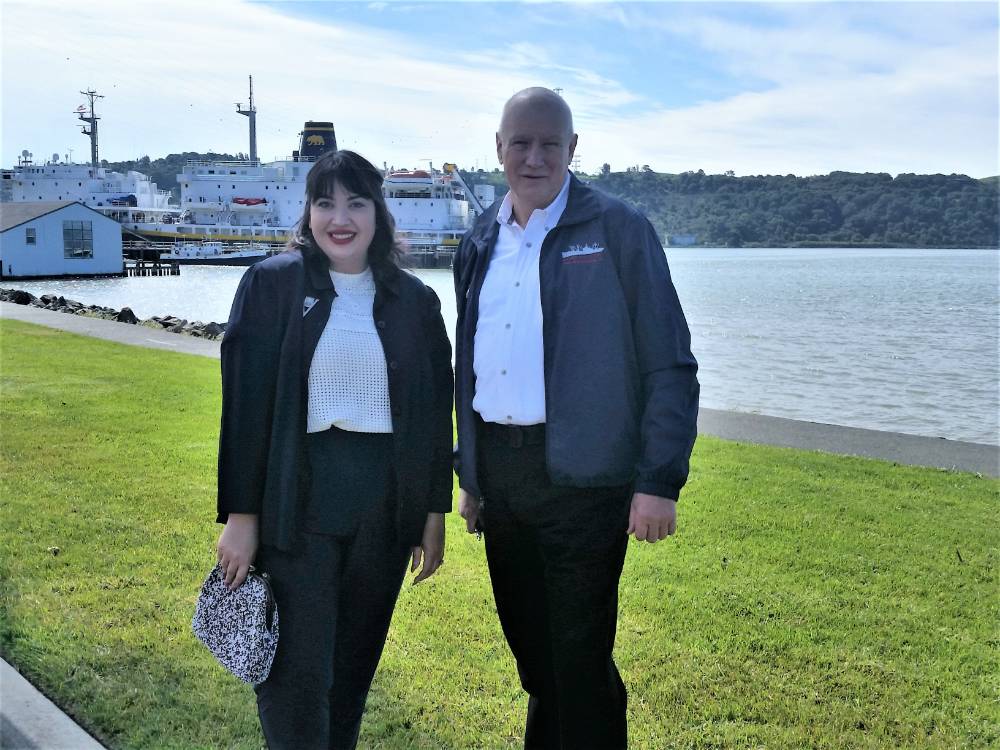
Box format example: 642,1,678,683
454,175,699,500
217,247,453,551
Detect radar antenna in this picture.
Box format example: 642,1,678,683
77,89,104,168
236,75,258,163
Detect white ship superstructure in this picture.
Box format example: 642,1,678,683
131,159,490,261
1,88,175,223
2,160,173,217
384,167,487,253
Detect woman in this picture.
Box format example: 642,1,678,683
214,150,453,749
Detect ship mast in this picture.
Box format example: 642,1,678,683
236,75,257,163
77,89,104,168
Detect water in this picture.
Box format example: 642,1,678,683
5,248,997,446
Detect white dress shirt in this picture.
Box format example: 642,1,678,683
473,172,571,425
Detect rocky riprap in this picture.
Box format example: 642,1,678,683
0,288,227,339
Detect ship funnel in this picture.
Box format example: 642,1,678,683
297,121,337,160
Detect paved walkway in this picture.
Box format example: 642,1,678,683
1,660,104,749
0,301,222,359
1,300,997,744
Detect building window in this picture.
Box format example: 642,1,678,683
25,228,36,245
63,220,94,259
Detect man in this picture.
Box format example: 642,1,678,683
453,87,699,749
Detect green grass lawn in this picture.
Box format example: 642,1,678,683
1,318,997,749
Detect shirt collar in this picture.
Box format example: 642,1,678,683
497,171,572,229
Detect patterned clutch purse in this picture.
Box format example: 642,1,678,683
191,564,279,685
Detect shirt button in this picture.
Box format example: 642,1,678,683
505,323,511,329
389,360,398,370
376,320,386,329
501,369,507,375
526,242,533,248
514,281,520,287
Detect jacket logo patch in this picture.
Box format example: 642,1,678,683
303,296,318,317
561,243,605,264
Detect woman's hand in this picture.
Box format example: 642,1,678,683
217,513,259,590
410,513,445,584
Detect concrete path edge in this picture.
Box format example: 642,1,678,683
1,659,105,749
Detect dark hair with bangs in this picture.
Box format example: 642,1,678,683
289,149,402,279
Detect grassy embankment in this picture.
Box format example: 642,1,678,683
0,318,996,749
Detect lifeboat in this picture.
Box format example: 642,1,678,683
388,170,431,179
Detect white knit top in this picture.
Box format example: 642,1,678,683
306,268,393,434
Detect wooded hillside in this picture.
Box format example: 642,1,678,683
462,168,999,248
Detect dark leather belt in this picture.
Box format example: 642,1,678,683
476,415,546,448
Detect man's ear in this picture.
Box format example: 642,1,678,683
496,132,503,164
568,133,579,161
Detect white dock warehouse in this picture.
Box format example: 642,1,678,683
0,201,123,279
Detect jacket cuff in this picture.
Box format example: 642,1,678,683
632,478,681,501
428,492,453,514
216,503,261,524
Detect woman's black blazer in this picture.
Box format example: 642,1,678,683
217,247,454,551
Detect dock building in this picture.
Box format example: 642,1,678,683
0,201,123,279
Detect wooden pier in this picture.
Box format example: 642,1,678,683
124,260,180,277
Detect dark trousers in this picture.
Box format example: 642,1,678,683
479,424,632,750
254,492,410,750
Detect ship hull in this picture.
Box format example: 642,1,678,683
167,254,267,266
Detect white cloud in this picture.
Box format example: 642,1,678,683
575,3,998,176
1,0,996,178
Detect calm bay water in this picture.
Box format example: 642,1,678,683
5,248,997,445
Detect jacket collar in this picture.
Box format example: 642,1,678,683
467,173,602,256
557,173,603,227
302,245,401,297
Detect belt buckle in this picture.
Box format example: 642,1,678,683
509,425,524,449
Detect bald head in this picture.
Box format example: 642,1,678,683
499,87,575,141
495,87,579,225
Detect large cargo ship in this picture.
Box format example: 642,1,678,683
126,136,492,268
2,82,494,268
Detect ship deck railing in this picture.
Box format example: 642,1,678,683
184,159,263,168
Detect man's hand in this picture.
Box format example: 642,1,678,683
217,513,259,590
627,493,677,542
410,513,445,584
457,488,481,534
